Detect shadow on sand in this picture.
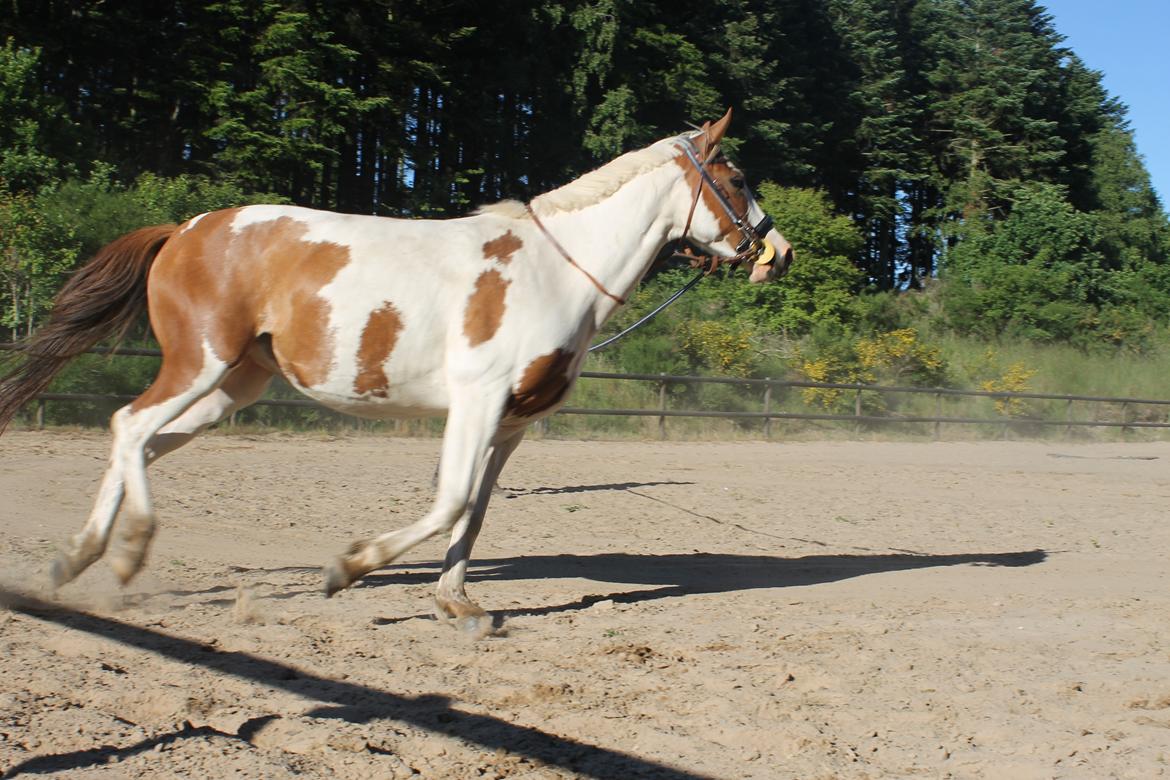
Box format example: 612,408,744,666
364,549,1047,622
0,588,716,780
0,549,1046,776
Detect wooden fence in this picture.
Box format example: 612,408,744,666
6,344,1170,438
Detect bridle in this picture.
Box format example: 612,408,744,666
674,134,776,274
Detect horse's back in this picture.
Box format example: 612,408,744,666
147,205,516,414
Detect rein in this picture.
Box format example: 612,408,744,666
587,266,705,353
525,204,626,305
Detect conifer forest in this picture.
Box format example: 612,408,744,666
2,1,1169,415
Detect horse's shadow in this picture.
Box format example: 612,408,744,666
498,480,694,497
362,549,1047,622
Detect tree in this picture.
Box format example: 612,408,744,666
924,0,1068,226
828,0,922,289
0,39,65,191
940,181,1104,344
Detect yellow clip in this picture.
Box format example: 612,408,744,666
754,239,776,265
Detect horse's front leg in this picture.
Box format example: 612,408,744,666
433,427,525,634
323,383,509,600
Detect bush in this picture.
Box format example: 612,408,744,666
796,327,948,413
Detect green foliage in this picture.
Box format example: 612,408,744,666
36,167,282,258
940,180,1170,348
1088,124,1170,270
729,184,864,335
2,0,1170,404
0,167,280,338
0,39,66,191
204,4,392,200
0,188,76,337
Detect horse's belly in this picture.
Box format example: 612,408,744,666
296,373,450,419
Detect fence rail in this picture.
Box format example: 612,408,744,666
5,344,1170,437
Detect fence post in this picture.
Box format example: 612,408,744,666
1121,401,1130,436
36,398,45,430
762,379,772,439
1064,398,1073,439
658,374,667,440
933,392,942,441
853,387,863,434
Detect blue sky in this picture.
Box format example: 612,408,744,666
1042,1,1170,206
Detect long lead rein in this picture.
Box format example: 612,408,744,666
587,265,706,353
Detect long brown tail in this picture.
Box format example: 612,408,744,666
0,224,178,431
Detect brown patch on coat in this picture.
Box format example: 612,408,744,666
133,209,243,411
130,209,352,411
463,269,509,346
506,349,575,418
233,217,350,389
483,231,523,264
673,155,751,247
354,302,403,397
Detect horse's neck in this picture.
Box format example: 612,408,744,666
533,164,683,327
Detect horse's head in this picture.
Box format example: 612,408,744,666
674,108,793,284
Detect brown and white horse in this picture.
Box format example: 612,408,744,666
0,109,791,631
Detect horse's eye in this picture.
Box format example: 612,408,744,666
730,176,745,190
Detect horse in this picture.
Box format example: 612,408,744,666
0,109,792,633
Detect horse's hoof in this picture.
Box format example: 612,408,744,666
108,522,154,585
323,560,352,597
456,613,496,639
49,556,76,589
108,552,146,585
435,596,495,638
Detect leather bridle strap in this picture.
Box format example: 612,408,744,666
675,136,775,268
526,204,627,306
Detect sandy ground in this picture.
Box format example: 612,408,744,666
1,430,1169,779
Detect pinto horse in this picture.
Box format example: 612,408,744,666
0,109,791,631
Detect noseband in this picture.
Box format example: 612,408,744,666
675,137,776,273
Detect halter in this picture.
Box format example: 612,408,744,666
674,135,776,273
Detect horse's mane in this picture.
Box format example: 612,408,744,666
476,132,694,219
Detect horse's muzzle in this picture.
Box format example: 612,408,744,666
748,234,794,283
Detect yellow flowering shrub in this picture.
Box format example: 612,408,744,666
799,356,855,410
854,328,946,385
679,319,756,377
796,328,948,413
980,361,1037,416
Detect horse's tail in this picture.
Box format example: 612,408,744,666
0,224,178,431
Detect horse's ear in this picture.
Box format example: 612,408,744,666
708,107,733,144
698,107,733,157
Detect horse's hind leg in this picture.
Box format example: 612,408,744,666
111,354,273,582
51,342,239,587
145,357,272,464
50,453,127,587
434,428,524,630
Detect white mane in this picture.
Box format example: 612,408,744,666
477,133,694,218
